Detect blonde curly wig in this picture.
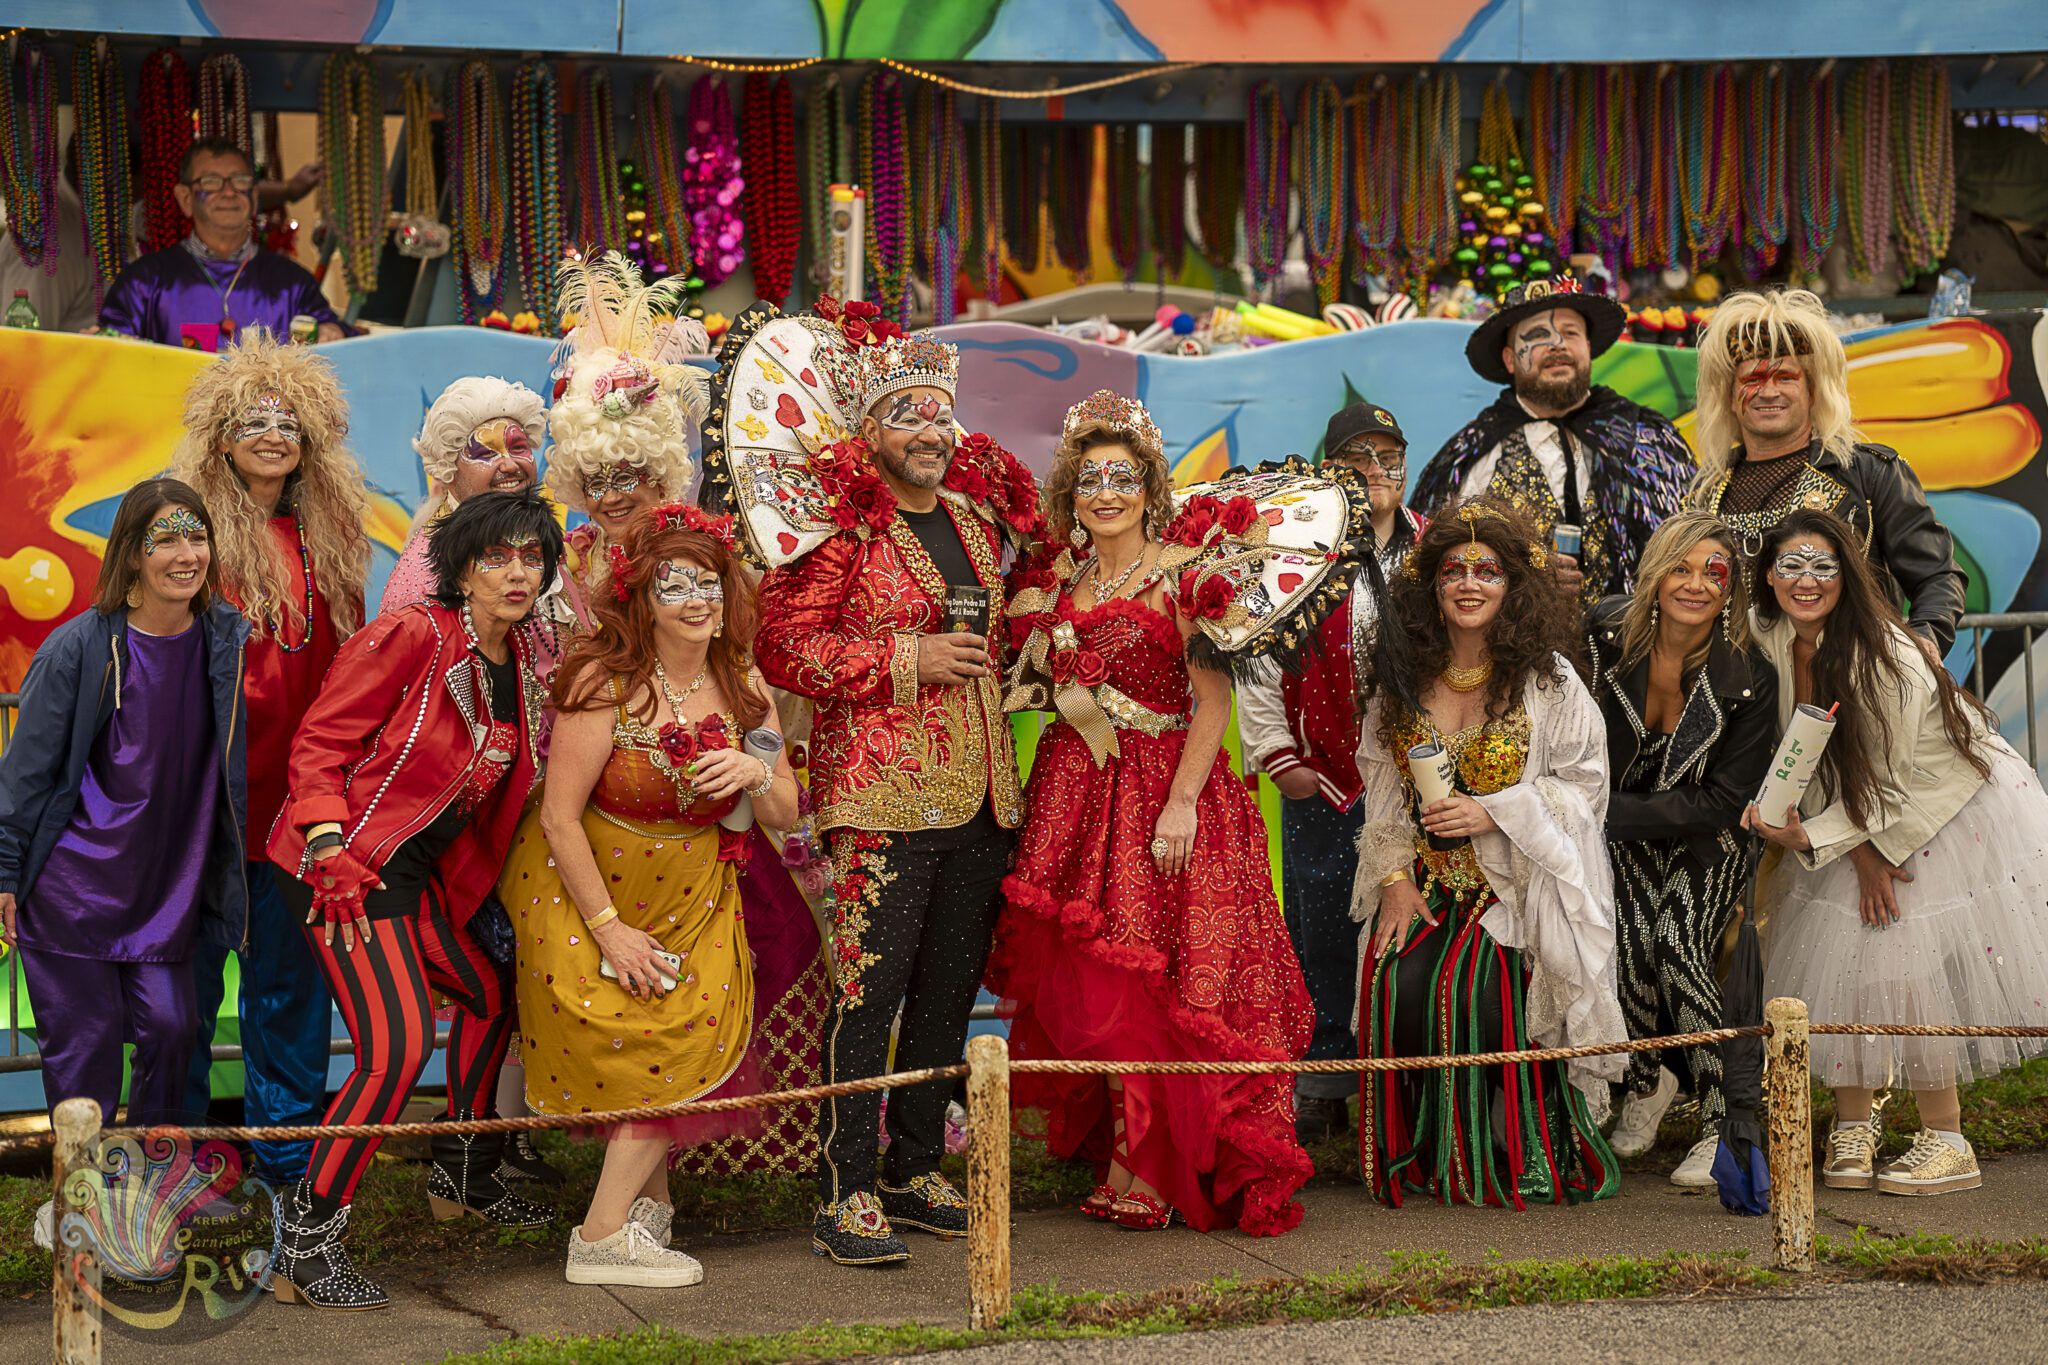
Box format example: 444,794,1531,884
169,333,371,640
413,376,546,487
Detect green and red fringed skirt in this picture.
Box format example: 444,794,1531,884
1360,879,1619,1209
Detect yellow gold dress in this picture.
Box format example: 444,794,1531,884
504,684,754,1117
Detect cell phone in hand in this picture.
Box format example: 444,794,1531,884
599,949,682,994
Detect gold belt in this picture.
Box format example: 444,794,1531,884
1096,684,1187,737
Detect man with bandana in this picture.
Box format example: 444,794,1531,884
1237,400,1424,1144
1687,288,1966,662
99,137,345,349
1413,274,1695,606
751,328,1040,1266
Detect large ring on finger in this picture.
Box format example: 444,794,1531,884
1151,837,1170,859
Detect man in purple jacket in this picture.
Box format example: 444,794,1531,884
98,138,344,349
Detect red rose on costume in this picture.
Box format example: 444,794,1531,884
1048,644,1079,684
836,299,903,348
1194,575,1236,619
1220,496,1260,536
1164,495,1225,547
657,723,699,767
716,826,752,868
943,457,992,503
1074,649,1109,687
697,715,731,751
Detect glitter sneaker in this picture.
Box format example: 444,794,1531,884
811,1191,911,1265
565,1219,704,1288
1875,1130,1982,1196
878,1173,969,1238
1822,1122,1879,1190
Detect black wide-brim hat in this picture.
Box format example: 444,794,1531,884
1465,274,1629,385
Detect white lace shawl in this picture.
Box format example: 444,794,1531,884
1349,654,1625,1115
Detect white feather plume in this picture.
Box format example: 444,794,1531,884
553,250,691,361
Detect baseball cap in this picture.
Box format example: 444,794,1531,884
1323,402,1406,456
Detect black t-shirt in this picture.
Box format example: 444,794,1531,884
361,651,520,919
899,503,978,589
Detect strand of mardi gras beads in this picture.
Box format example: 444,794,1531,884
741,74,800,304
1788,61,1840,277
1396,74,1431,288
255,109,296,255
1193,122,1243,288
1841,59,1892,280
1296,78,1345,307
574,67,624,252
1001,122,1043,274
1679,63,1738,265
638,76,691,277
509,60,563,328
1349,75,1398,284
1105,122,1144,285
1149,122,1187,285
1528,66,1577,255
320,53,387,298
909,85,936,282
801,74,840,286
74,38,130,303
0,38,59,273
402,69,437,221
1425,69,1462,280
1738,62,1789,279
858,70,912,319
197,53,250,153
138,48,193,254
1047,123,1093,278
976,97,1005,300
926,88,963,321
1631,66,1681,272
685,76,747,287
1478,76,1521,173
448,60,507,322
1243,81,1289,290
1890,57,1953,280
1574,65,1636,276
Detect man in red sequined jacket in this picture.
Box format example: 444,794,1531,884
754,329,1041,1265
1238,401,1425,1145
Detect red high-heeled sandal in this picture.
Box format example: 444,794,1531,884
1080,1184,1119,1220
1110,1189,1173,1230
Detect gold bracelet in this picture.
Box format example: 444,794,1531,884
584,905,620,930
1379,869,1413,887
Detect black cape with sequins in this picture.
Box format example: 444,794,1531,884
1412,385,1695,596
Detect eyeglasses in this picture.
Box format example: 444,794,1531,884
1333,440,1405,477
188,173,257,194
583,468,645,500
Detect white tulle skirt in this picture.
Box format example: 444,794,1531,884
1763,739,2048,1091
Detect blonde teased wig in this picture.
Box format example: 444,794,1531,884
405,376,548,539
542,251,704,513
1616,510,1749,679
169,333,371,640
1689,289,1860,499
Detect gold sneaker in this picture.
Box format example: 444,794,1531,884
1822,1123,1878,1189
1876,1130,1982,1196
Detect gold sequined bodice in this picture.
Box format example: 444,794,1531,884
1394,706,1532,896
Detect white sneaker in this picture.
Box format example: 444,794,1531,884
565,1220,704,1289
32,1199,53,1251
1669,1135,1719,1189
628,1196,674,1248
1609,1067,1679,1158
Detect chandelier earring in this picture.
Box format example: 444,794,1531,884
1069,521,1090,550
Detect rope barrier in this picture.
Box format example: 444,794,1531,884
1807,1023,2048,1037
1010,1025,1769,1074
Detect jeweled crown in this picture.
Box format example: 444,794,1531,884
854,332,960,417
1060,389,1163,453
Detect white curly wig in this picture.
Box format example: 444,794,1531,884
412,376,547,486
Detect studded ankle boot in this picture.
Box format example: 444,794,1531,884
425,1111,554,1228
270,1180,388,1311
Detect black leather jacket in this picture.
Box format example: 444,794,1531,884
1697,438,1969,654
1585,597,1778,869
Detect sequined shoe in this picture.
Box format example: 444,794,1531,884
1822,1122,1879,1190
811,1191,911,1265
629,1196,674,1248
565,1219,703,1288
878,1173,969,1238
1875,1130,1982,1196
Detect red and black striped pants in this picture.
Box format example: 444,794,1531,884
286,878,513,1204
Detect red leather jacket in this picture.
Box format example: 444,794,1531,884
267,601,541,926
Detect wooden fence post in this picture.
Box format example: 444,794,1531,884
965,1034,1012,1330
51,1097,103,1365
1764,996,1815,1272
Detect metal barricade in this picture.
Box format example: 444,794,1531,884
1960,611,2047,766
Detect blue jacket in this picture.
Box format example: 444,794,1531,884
0,601,252,953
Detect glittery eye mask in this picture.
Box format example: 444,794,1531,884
652,559,725,606
583,466,645,499
1076,459,1145,497
1773,545,1840,583
1438,547,1506,587
474,535,545,573
234,398,302,445
878,394,954,434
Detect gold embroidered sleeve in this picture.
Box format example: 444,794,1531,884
889,632,921,708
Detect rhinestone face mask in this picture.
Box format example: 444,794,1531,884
462,417,534,464
1438,545,1507,588
1075,458,1145,499
652,559,725,607
233,396,302,446
583,466,646,500
145,508,208,555
474,534,545,574
1772,545,1841,583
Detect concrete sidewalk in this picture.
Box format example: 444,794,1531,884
9,1155,2045,1364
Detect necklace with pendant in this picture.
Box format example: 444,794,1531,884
1442,660,1494,692
1088,550,1149,604
653,659,708,722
